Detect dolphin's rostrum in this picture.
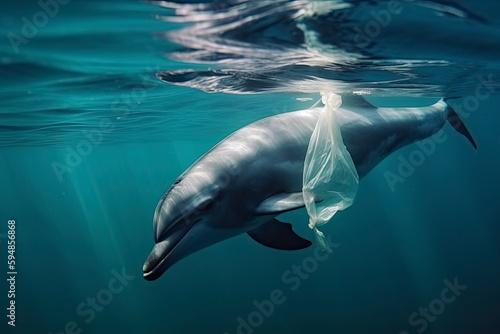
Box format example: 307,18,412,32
143,95,475,281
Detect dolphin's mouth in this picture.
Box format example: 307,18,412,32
143,221,196,281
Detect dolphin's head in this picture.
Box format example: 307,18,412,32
142,169,243,281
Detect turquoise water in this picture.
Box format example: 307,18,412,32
1,1,500,333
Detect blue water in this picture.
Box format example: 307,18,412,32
1,0,500,333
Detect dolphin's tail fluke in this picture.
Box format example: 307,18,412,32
444,99,477,149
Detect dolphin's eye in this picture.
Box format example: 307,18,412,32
199,200,214,211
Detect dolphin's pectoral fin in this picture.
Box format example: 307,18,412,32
247,219,312,250
255,192,306,215
255,192,323,215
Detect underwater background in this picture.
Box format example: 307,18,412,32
1,0,500,333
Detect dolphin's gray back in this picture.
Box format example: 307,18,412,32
336,101,448,177
188,100,449,205
234,100,449,179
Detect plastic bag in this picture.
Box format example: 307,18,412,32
302,92,359,252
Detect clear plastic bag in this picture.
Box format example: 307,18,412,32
302,92,359,252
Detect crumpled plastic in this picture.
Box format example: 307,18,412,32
302,92,359,252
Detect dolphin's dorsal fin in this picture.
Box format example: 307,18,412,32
341,94,375,109
255,192,306,215
247,219,312,250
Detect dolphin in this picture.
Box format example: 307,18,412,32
143,95,475,281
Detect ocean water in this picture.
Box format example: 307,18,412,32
1,0,500,333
